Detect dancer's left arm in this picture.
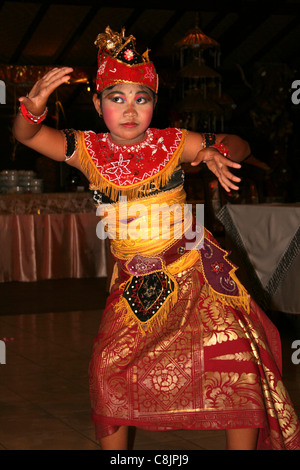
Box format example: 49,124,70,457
181,132,250,192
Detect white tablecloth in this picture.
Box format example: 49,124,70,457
217,203,300,314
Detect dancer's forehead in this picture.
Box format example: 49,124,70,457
102,83,154,97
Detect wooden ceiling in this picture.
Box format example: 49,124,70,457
1,0,300,117
1,0,300,71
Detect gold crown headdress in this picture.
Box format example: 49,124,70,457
95,26,158,93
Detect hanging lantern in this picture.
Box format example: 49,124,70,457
175,24,219,50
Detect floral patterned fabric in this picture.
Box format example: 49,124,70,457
89,243,300,449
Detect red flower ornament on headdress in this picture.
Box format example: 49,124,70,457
95,26,159,94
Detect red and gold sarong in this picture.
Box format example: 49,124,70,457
88,186,300,450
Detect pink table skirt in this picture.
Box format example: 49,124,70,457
0,212,107,282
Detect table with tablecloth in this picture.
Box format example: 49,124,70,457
0,192,107,282
217,203,300,314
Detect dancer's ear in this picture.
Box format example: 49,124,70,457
93,93,102,116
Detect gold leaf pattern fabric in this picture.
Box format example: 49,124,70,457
89,256,300,449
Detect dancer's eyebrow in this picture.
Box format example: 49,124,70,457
104,90,125,96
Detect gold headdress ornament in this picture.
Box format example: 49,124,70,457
95,26,158,93
95,26,126,54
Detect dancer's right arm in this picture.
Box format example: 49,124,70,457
12,67,74,162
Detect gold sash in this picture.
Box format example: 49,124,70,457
97,185,201,333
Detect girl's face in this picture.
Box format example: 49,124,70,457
94,83,156,145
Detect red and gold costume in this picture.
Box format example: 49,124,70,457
68,26,300,450
74,126,300,450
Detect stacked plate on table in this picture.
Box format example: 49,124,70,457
0,170,43,194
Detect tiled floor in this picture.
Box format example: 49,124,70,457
0,279,299,450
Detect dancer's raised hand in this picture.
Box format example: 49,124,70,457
18,67,73,116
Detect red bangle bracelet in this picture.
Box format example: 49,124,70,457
19,102,48,124
210,143,230,158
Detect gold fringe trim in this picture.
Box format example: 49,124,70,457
109,262,119,293
78,130,186,202
204,272,250,315
114,271,179,336
197,231,250,314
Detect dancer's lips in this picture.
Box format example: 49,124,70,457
121,122,138,128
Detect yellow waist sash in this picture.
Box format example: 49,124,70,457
98,184,201,274
96,185,201,333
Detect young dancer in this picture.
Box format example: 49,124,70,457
13,26,300,450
